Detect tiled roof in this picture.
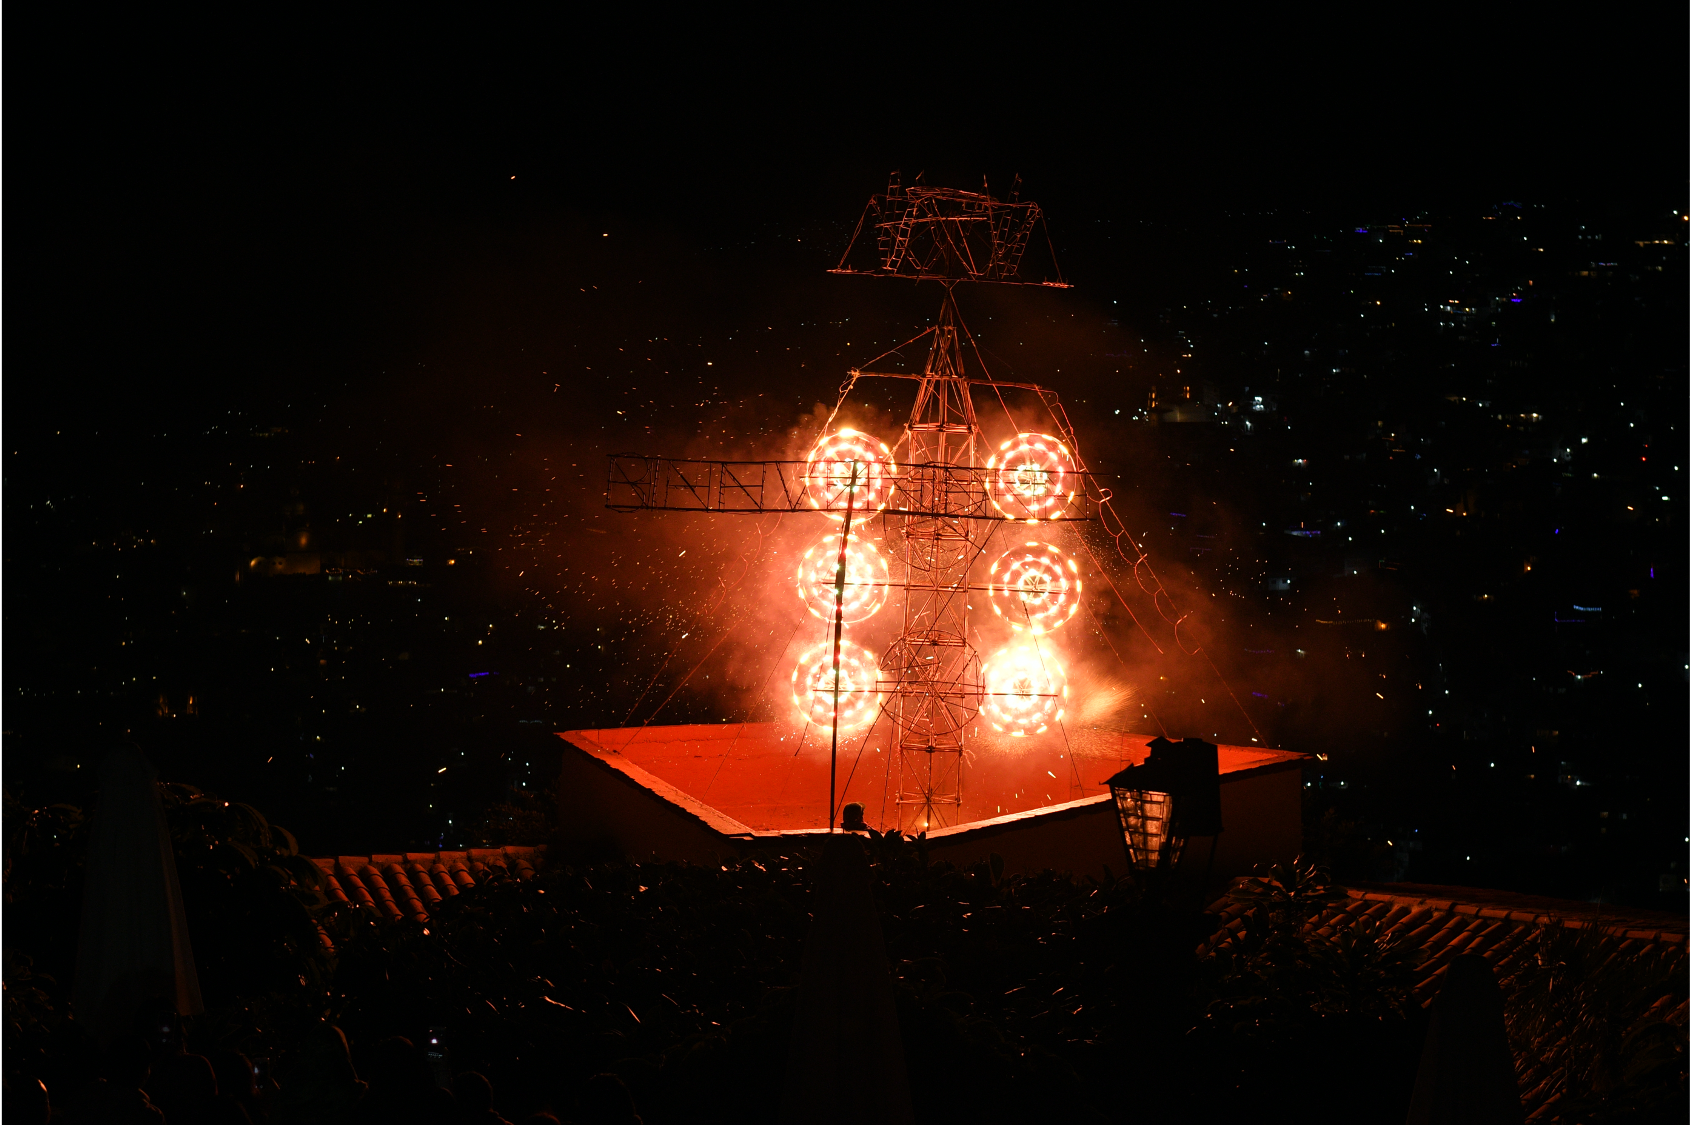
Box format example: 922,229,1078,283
1206,882,1684,1002
309,848,543,923
302,849,1679,1118
1203,882,1688,1120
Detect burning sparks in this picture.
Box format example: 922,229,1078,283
986,433,1076,521
803,428,895,517
981,643,1067,737
791,639,880,731
797,533,889,623
987,542,1081,634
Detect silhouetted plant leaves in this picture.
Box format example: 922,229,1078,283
9,779,1679,1124
1227,854,1349,920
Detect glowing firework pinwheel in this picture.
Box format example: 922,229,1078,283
803,429,895,517
792,639,880,731
987,541,1081,634
797,533,889,623
981,644,1067,737
986,433,1076,521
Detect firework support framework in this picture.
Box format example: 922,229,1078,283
600,175,1269,836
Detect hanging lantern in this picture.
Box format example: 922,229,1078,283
1104,737,1224,871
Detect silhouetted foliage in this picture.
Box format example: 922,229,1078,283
1504,920,1689,1122
158,784,337,1020
466,787,554,848
3,792,86,1090
1192,857,1428,1113
3,781,334,1107
5,795,1684,1122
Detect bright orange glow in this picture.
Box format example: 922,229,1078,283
987,541,1081,634
986,433,1076,521
791,639,880,731
797,533,889,623
981,643,1067,737
804,429,895,517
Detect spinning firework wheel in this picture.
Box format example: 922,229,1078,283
803,429,895,515
987,433,1077,521
608,179,1089,836
791,639,881,732
796,533,889,623
987,541,1081,634
981,643,1068,737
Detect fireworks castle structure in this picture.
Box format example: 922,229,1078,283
581,176,1305,877
608,175,1104,832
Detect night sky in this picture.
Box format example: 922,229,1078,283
8,18,1686,905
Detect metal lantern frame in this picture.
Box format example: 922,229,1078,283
1104,737,1224,873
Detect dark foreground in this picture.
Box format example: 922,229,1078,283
5,787,1686,1123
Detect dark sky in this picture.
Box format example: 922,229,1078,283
15,12,1684,439
8,15,1685,888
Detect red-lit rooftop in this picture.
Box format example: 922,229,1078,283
560,721,1304,834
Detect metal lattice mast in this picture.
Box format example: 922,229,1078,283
604,175,1075,835
884,288,982,831
834,175,1068,832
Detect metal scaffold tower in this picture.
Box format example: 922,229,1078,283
607,172,1083,834
882,292,981,827
835,173,1069,830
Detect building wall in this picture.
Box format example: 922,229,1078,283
1210,765,1304,878
920,764,1302,882
556,736,1306,881
556,742,750,866
924,796,1127,879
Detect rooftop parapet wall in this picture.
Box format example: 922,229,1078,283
561,722,1304,833
923,762,1303,883
556,724,1306,880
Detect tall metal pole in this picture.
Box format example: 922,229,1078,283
888,285,979,832
829,460,860,832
